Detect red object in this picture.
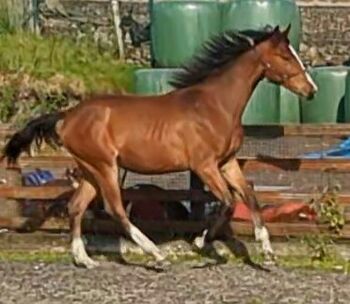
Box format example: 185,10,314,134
232,201,316,222
127,199,317,223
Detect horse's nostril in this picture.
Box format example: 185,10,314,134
307,92,314,100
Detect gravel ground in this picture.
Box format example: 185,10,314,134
0,261,349,304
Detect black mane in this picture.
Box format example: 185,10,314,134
169,27,275,89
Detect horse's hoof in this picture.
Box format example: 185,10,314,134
193,236,206,250
74,258,100,269
146,259,171,272
263,252,277,267
193,229,209,251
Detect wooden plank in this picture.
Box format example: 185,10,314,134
1,216,350,238
243,124,350,138
2,156,76,168
239,158,350,172
1,157,350,173
0,185,73,200
0,186,350,206
232,222,350,237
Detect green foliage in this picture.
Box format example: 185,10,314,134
302,234,334,262
0,32,137,93
310,185,345,234
0,85,16,122
0,250,71,263
0,1,14,34
0,32,138,123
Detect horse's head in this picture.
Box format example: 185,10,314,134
256,25,317,99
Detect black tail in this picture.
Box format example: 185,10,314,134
2,112,65,165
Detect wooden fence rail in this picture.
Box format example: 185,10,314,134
1,124,350,238
2,157,350,173
1,186,350,206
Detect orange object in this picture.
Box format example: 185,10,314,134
233,201,316,222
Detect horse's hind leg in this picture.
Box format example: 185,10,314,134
221,158,274,260
192,162,235,249
68,178,98,268
81,159,165,262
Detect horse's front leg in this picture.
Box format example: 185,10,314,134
221,158,275,262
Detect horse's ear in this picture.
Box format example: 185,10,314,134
270,25,282,46
283,24,291,37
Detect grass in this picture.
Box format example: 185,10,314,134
1,247,349,274
0,2,136,94
0,32,137,93
0,30,138,123
0,1,14,35
0,2,140,124
0,250,71,263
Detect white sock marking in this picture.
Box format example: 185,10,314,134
72,237,99,269
193,229,208,250
254,226,274,255
129,224,164,261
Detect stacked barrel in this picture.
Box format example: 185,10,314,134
135,0,223,99
134,0,350,124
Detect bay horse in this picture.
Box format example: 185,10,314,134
2,25,317,269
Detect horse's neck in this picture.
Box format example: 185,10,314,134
209,50,264,125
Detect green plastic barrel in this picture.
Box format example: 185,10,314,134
222,0,302,51
279,87,300,123
243,79,280,125
344,73,350,122
151,0,222,67
301,66,350,123
134,68,181,95
134,70,300,124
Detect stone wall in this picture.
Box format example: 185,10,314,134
38,0,350,66
300,6,350,65
38,0,151,65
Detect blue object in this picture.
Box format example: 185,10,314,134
23,169,54,186
302,137,350,158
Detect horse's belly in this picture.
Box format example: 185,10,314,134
118,143,188,174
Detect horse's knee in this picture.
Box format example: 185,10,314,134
68,200,81,218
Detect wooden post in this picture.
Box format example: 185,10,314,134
26,0,39,34
0,167,23,218
111,0,125,60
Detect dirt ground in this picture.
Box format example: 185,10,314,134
0,260,349,304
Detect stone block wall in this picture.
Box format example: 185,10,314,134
38,0,152,65
300,5,350,65
38,0,350,66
